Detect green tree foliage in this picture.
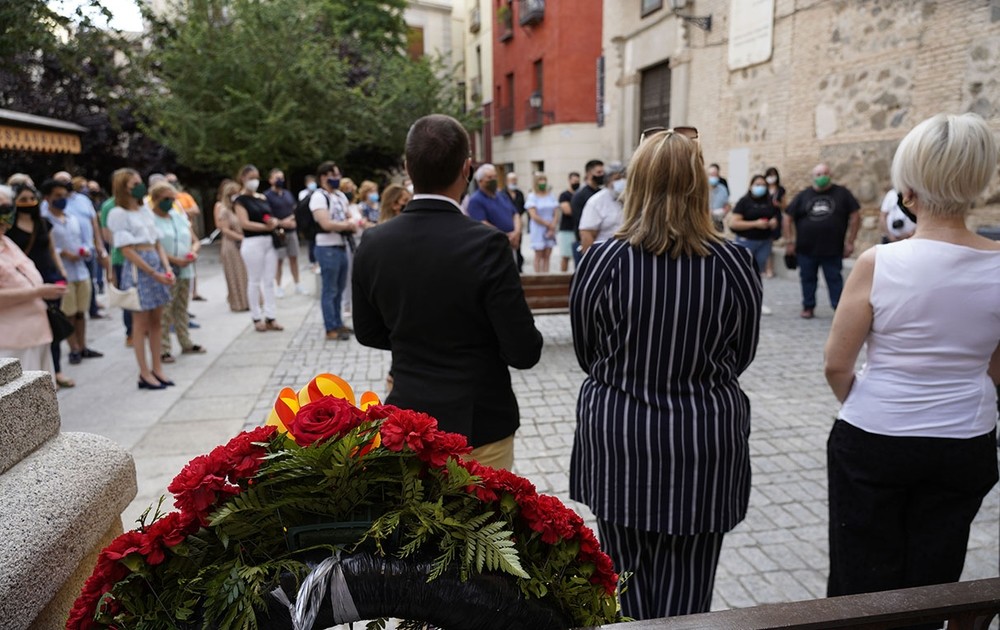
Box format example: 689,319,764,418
138,0,478,178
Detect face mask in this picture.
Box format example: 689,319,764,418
751,185,768,197
130,183,147,200
52,198,69,211
708,176,720,186
814,175,831,188
896,192,917,224
406,184,414,193
591,174,605,187
570,182,580,192
306,182,318,192
274,178,285,189
611,179,626,195
368,193,379,203
16,202,40,216
327,177,341,190
508,183,518,191
245,178,260,193
0,204,15,228
765,176,777,185
538,183,548,192
485,179,498,193
157,198,175,212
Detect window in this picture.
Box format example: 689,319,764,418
640,61,671,133
407,26,425,60
641,0,663,17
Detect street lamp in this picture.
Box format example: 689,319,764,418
669,0,712,31
528,91,554,124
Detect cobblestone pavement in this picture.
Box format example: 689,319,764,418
243,266,1000,613
58,246,997,618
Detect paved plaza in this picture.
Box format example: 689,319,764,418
57,244,998,615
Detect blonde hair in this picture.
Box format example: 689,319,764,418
357,180,378,201
218,180,240,210
616,131,720,258
149,181,177,203
891,113,998,218
379,184,409,223
112,168,141,209
533,172,548,192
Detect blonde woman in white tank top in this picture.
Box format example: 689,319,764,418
823,113,1000,607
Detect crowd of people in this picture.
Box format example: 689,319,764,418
1,111,997,626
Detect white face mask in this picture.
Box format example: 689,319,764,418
245,178,260,193
766,176,777,185
306,182,318,191
406,184,414,194
611,179,626,195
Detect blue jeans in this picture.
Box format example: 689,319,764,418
798,253,843,310
734,237,772,276
316,245,347,332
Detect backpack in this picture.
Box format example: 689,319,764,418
294,189,329,240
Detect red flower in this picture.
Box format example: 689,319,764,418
168,453,240,520
519,494,579,544
364,403,398,421
286,396,365,446
417,430,472,468
379,409,439,453
223,425,275,478
101,531,144,562
140,512,201,565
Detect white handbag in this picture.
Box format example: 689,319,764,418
108,265,141,311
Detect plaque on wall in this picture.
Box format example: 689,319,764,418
728,0,775,70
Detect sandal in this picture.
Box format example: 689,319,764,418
265,318,284,331
253,320,268,332
182,345,206,354
56,375,75,389
161,353,176,363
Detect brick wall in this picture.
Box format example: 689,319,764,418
684,0,1000,251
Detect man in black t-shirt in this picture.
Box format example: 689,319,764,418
570,160,605,266
557,171,581,272
500,172,526,272
783,163,860,319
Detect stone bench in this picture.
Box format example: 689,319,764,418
0,358,136,630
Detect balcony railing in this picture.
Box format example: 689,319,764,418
518,0,544,25
497,106,514,136
469,5,480,33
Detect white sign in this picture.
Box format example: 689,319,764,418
728,0,775,70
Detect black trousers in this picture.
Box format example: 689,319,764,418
827,420,998,614
597,519,724,620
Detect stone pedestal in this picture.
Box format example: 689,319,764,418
0,358,136,630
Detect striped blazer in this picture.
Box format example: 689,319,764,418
569,238,762,534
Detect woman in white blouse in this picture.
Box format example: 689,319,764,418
824,113,1000,605
106,169,175,390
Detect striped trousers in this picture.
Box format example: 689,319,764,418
597,519,724,620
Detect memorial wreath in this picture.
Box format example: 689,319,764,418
67,374,621,630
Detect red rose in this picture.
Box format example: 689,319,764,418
286,396,365,446
379,408,439,453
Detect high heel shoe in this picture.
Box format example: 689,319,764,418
138,376,167,390
152,373,175,387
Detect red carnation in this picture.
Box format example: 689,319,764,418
223,425,275,478
168,453,240,519
364,403,399,421
417,430,472,468
379,409,439,453
140,512,200,565
286,396,365,446
519,494,577,544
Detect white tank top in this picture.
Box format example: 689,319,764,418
839,239,1000,438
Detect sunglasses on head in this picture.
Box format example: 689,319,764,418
640,126,699,143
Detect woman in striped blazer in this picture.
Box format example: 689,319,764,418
569,128,762,620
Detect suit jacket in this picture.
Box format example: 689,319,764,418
352,197,543,447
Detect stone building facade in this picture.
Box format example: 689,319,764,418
602,0,1000,249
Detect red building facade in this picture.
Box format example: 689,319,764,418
492,0,604,138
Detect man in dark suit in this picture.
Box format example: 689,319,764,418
352,114,543,470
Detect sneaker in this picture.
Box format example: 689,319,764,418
295,283,309,295
274,285,286,298
800,308,815,319
189,320,201,329
312,265,321,275
80,348,104,358
325,330,340,341
68,351,82,365
761,304,773,316
161,353,176,364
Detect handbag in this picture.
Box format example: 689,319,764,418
108,265,141,311
271,227,287,249
46,302,75,342
784,253,798,270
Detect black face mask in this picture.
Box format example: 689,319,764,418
570,182,580,192
896,192,917,224
16,203,40,217
591,175,605,187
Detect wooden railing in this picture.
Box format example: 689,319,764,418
584,578,1000,630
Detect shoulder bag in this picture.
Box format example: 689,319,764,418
108,264,141,311
16,267,75,343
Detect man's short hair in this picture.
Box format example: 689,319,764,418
405,114,469,193
40,178,68,197
474,163,495,183
569,171,580,179
317,161,338,178
584,160,604,174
